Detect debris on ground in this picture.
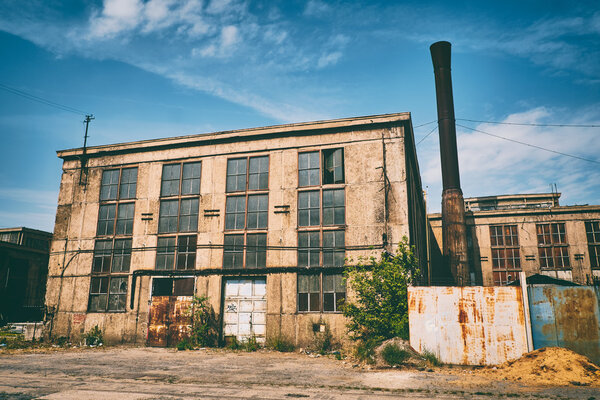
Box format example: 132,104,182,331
480,347,600,387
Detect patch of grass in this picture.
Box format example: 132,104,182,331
176,337,194,351
83,325,103,346
266,335,295,352
242,335,260,352
380,343,410,366
422,349,440,367
311,322,336,355
354,338,377,364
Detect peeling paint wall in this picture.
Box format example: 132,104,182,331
408,286,528,365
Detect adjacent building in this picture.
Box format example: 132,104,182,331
429,193,600,286
0,227,52,324
45,113,428,346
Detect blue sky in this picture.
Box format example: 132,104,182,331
0,0,599,232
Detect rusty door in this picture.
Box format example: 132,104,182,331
147,278,194,347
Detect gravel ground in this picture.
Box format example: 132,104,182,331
0,347,599,399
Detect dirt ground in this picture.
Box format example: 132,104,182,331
1,347,599,399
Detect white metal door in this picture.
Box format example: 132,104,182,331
223,278,266,343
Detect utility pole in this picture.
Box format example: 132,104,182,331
79,114,95,186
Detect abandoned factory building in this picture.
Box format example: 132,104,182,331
46,113,428,346
429,192,600,286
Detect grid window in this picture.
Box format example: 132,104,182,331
248,156,269,190
223,234,244,269
116,203,134,235
537,223,570,269
586,221,600,268
298,231,320,267
322,148,344,184
176,235,197,270
298,273,345,313
323,230,345,267
247,194,268,229
161,164,182,197
100,170,120,201
89,277,109,312
119,168,138,199
490,225,521,286
225,196,246,230
93,240,112,273
226,158,247,192
323,189,345,225
181,162,201,195
179,198,199,232
88,276,128,312
246,233,267,268
323,274,346,312
159,200,179,233
108,277,128,311
156,237,176,270
112,239,132,272
299,152,320,187
298,191,320,227
97,204,116,236
224,156,269,269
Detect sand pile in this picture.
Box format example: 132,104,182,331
483,347,600,386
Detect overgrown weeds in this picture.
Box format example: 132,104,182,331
422,349,441,367
186,295,219,347
83,325,103,346
266,334,295,352
381,343,410,366
354,338,377,364
311,322,337,355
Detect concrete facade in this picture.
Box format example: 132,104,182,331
45,113,428,346
429,193,600,286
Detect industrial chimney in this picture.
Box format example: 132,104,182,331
430,41,469,286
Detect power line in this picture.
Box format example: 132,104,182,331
456,123,600,165
413,120,437,129
0,82,88,116
416,126,437,146
456,118,600,128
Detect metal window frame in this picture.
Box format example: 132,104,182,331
297,272,345,314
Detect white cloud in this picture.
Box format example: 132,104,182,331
304,0,331,17
88,0,144,39
317,51,342,68
419,107,600,212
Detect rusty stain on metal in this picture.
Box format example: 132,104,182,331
408,286,528,365
147,296,192,347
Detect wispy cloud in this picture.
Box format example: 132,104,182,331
0,188,58,231
419,106,600,212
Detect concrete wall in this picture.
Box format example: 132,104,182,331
46,115,423,345
408,286,529,365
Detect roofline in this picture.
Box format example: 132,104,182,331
57,112,412,160
0,227,53,236
428,204,600,220
464,192,561,202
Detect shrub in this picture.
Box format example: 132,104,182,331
225,336,241,350
266,335,295,352
186,296,218,347
381,343,410,366
354,338,377,364
422,349,440,367
176,337,194,351
311,322,337,355
242,335,259,352
343,237,420,343
83,325,103,346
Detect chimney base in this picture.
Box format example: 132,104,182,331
442,188,469,286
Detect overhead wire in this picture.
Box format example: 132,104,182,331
0,82,88,116
456,123,600,165
456,118,600,128
416,126,438,146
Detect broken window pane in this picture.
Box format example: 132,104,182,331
322,148,344,184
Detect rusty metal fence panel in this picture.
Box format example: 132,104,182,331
528,285,600,365
408,286,528,365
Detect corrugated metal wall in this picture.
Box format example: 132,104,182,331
529,285,600,365
408,286,529,365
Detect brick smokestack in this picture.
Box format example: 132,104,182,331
430,41,469,286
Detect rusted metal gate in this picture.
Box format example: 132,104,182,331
528,285,600,364
408,286,528,365
147,278,194,347
223,278,266,344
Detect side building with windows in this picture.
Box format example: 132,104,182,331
428,193,600,286
45,112,428,345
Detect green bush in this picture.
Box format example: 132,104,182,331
83,325,103,346
381,343,410,366
186,296,218,347
176,337,194,351
242,335,260,352
354,338,377,364
422,349,440,367
343,237,420,343
266,335,295,352
311,322,337,355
